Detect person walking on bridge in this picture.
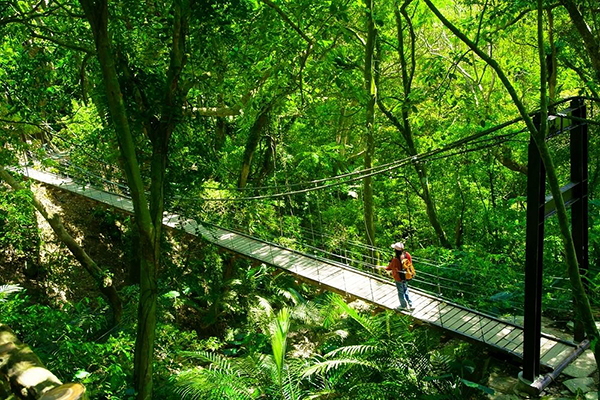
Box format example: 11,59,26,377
378,242,414,311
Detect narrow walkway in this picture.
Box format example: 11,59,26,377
21,167,578,370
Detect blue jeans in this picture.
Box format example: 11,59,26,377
395,281,412,308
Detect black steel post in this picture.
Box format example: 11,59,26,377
523,114,545,382
571,99,589,342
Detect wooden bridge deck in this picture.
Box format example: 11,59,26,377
21,167,579,370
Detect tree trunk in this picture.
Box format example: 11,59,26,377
363,0,376,251
215,117,227,151
238,105,271,188
560,0,600,84
79,1,158,398
546,8,558,107
0,166,123,324
495,146,528,175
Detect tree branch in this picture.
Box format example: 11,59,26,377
193,68,273,118
260,0,313,44
30,31,94,54
560,0,600,82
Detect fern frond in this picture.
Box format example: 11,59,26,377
179,350,233,372
429,351,452,374
290,301,321,326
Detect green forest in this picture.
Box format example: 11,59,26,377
1,0,600,399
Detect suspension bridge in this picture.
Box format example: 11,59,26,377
9,96,597,391
16,165,578,370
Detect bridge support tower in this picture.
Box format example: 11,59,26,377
523,98,589,382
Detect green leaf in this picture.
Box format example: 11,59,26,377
461,378,495,395
75,369,90,379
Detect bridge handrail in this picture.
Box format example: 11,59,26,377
202,222,575,347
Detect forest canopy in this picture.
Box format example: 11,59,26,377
1,0,599,399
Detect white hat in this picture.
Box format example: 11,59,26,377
391,242,404,250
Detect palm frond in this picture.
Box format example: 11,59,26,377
175,368,257,400
330,294,377,336
290,301,322,326
275,287,305,306
326,344,380,359
272,307,291,383
302,358,381,377
0,284,22,301
253,295,274,317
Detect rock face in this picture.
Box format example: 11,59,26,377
563,350,598,378
563,377,595,394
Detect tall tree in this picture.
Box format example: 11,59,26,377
376,0,452,248
78,0,189,397
363,0,377,250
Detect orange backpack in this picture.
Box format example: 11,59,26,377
401,257,416,280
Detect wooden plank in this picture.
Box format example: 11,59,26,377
409,295,434,313
421,300,449,319
275,251,300,269
285,257,316,274
543,345,573,369
372,286,396,305
487,325,516,347
436,306,463,326
233,238,261,255
346,277,379,301
420,302,451,322
217,234,247,249
504,331,524,354
411,294,434,310
371,282,396,303
410,298,436,315
249,243,279,260
540,337,556,355
329,272,363,295
379,289,401,309
441,309,472,330
412,299,441,320
317,265,345,283
481,322,510,345
452,312,482,335
540,342,568,367
428,303,459,325
320,270,346,288
462,317,495,340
